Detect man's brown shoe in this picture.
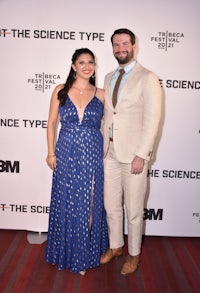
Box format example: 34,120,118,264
100,248,123,265
121,254,140,276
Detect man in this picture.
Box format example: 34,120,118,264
101,28,162,275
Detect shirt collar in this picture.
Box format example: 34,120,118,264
117,60,137,74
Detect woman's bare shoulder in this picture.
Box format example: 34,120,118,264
53,83,65,93
50,83,65,102
96,88,105,103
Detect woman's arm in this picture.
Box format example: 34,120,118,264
46,84,63,170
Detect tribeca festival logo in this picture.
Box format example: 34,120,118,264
151,31,184,51
192,212,200,224
27,73,61,93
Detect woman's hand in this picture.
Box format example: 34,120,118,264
46,154,56,170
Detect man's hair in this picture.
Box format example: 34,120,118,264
111,28,136,45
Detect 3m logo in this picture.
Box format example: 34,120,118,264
0,160,20,173
144,208,163,221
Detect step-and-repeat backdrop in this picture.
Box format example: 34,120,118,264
0,0,199,236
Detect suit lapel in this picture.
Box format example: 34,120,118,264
105,72,114,109
105,62,142,109
115,62,142,108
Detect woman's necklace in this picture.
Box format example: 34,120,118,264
73,86,89,95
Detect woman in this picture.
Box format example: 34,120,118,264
46,48,108,275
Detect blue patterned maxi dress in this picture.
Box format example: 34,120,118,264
46,94,108,273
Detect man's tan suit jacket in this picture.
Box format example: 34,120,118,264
103,62,162,163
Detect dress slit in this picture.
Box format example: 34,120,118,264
89,175,95,230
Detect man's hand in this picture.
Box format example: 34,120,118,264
131,156,144,174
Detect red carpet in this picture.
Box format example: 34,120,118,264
0,230,199,293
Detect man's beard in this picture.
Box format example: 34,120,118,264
115,50,134,65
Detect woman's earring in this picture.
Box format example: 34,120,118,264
91,73,95,79
73,72,77,79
